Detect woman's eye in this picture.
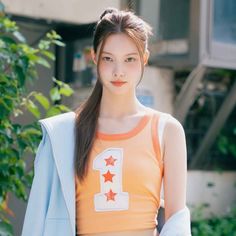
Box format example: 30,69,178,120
102,56,113,62
125,57,136,62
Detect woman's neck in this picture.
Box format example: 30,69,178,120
99,91,146,119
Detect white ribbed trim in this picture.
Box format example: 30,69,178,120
158,113,171,160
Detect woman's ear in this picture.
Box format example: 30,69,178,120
91,48,97,65
143,50,150,65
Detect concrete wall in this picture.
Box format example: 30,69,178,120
159,170,236,220
138,66,174,113
2,0,121,24
187,170,236,219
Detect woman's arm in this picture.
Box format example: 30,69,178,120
162,115,187,222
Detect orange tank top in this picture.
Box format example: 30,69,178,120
75,109,164,234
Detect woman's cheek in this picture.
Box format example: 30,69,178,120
99,64,113,81
126,63,142,75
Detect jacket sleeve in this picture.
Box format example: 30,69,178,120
21,125,55,236
159,206,192,236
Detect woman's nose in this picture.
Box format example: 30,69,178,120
113,71,125,78
113,66,125,78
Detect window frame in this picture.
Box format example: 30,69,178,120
200,0,236,70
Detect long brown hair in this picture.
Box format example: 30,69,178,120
74,7,153,182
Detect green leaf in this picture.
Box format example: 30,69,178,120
0,38,5,48
52,78,74,96
46,106,61,117
13,31,26,43
233,127,236,135
3,18,18,31
33,92,50,110
19,44,38,54
38,40,50,50
0,98,12,112
52,77,63,86
18,56,29,73
52,40,65,47
12,108,23,117
41,50,55,60
46,30,61,40
26,100,41,119
0,220,13,236
0,75,9,84
56,104,71,112
20,127,42,138
217,136,228,155
59,86,74,96
14,65,25,87
229,144,236,158
0,36,16,45
50,87,61,102
36,57,50,68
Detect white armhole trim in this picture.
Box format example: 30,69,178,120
158,113,171,162
158,113,172,205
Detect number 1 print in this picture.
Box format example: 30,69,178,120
93,148,129,211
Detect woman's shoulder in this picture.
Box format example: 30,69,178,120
145,107,172,119
146,107,184,133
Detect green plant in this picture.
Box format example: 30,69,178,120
217,127,236,159
0,6,74,236
191,204,236,236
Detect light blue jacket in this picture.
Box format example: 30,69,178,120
21,111,76,236
21,111,192,236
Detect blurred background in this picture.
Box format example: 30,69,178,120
1,0,236,235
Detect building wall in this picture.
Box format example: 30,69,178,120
2,0,121,24
187,171,236,219
138,66,174,113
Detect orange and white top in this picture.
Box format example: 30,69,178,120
75,109,165,234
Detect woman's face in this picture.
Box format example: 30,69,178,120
93,33,148,96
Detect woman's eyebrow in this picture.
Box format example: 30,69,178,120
102,51,139,56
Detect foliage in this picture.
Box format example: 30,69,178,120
191,204,236,236
216,126,236,159
0,8,73,236
182,68,236,170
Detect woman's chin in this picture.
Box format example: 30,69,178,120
103,86,132,96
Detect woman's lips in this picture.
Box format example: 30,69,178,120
111,81,127,87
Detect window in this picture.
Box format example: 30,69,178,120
213,0,236,44
204,0,236,69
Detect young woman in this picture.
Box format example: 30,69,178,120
21,7,191,236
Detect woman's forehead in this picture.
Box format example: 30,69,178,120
101,33,139,55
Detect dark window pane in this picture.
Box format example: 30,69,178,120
213,0,236,44
158,0,190,40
